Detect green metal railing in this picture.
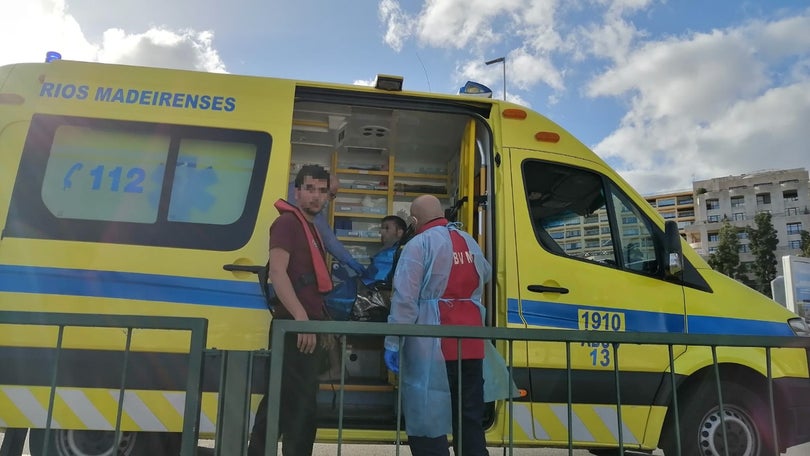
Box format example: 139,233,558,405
0,311,208,456
4,313,809,455
249,319,810,456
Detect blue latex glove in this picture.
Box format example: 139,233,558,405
384,349,399,374
346,259,366,277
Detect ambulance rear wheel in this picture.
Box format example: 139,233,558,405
29,430,179,456
661,380,773,456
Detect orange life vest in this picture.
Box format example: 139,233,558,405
273,199,333,294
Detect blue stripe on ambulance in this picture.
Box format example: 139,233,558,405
0,265,266,309
508,298,792,336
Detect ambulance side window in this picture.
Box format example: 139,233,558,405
521,160,660,275
6,114,271,250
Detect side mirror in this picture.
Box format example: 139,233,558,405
663,221,683,277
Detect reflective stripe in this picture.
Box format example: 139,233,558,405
109,390,165,432
550,404,594,442
594,405,638,444
512,403,548,439
165,391,216,434
509,402,643,445
2,386,61,428
58,389,112,430
0,386,223,432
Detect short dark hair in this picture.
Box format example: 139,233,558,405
382,215,407,232
295,164,330,188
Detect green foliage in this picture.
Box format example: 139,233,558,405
801,230,810,257
746,212,779,296
707,220,741,278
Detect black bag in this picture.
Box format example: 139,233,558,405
351,282,390,322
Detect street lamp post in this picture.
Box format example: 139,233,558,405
485,56,506,100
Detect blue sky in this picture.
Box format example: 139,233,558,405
2,0,809,194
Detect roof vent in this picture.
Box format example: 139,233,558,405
361,125,389,138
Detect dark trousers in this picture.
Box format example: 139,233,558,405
248,332,323,456
409,358,487,456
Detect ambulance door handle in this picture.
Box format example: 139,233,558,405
223,264,264,274
527,285,569,294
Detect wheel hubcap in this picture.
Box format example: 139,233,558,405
698,406,758,456
54,430,136,456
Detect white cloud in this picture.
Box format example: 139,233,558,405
0,0,226,72
377,0,604,98
379,0,414,52
415,0,522,50
353,78,376,86
98,28,226,73
0,0,97,65
588,13,810,193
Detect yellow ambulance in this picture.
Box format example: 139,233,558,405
1,59,809,456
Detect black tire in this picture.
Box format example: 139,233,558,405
29,430,181,456
661,379,775,456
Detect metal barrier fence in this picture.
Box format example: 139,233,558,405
251,319,810,456
3,314,810,455
0,311,208,456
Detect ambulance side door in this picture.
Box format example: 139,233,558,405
507,148,686,446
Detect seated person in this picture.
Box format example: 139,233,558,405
362,215,407,288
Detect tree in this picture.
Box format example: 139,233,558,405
800,230,810,257
746,212,779,296
707,220,741,278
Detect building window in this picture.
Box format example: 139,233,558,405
622,216,638,224
658,197,675,207
784,190,799,202
737,231,748,240
708,232,719,242
789,240,802,250
787,222,802,235
708,247,717,254
756,193,771,205
677,196,693,205
566,229,581,238
662,212,677,219
731,196,745,208
786,207,799,216
706,199,720,210
733,213,745,221
708,215,720,223
738,244,748,253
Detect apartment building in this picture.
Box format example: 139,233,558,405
644,190,696,233
683,168,810,275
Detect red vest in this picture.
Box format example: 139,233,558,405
273,199,333,294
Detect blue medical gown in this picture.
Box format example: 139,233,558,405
361,243,398,286
384,223,513,438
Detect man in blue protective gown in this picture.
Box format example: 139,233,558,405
383,195,513,456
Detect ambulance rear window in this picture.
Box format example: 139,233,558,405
6,114,271,250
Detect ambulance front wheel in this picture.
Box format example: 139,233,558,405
661,379,774,456
28,429,180,456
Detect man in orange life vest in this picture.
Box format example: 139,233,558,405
249,164,334,456
384,195,492,456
